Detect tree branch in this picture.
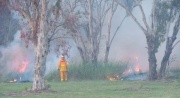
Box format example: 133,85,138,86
135,0,150,31
151,0,157,36
109,15,126,47
114,0,148,35
172,40,180,49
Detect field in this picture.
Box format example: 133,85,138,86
0,80,180,98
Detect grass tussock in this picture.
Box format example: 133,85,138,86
45,61,128,81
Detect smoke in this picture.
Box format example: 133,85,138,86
107,0,180,72
0,31,34,80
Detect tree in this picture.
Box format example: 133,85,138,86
2,0,69,90
104,1,127,64
159,0,180,79
60,0,108,65
115,0,162,80
115,0,180,80
60,0,126,65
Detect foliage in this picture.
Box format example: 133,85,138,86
45,61,128,81
121,0,135,12
155,0,180,52
166,69,180,79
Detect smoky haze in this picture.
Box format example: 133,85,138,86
0,0,180,79
0,31,78,78
106,0,180,71
0,31,34,74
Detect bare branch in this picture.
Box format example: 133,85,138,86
151,0,157,36
135,0,150,31
50,36,71,41
109,15,126,47
114,0,148,35
172,40,180,49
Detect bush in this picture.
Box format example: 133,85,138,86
45,69,60,82
166,69,180,79
45,61,128,81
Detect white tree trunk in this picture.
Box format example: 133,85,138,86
88,0,97,66
104,6,113,64
32,0,48,90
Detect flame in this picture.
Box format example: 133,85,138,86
134,56,141,73
9,79,17,83
107,75,121,81
135,66,140,73
109,77,116,81
19,61,28,73
123,69,132,75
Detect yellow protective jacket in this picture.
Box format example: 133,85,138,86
58,60,68,71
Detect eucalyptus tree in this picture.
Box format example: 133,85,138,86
114,0,163,80
115,0,180,80
158,0,180,79
1,0,69,90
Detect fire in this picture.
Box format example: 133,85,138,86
19,61,28,73
107,56,144,81
107,75,120,81
134,56,141,73
123,69,132,75
9,79,17,83
122,56,142,76
135,66,140,73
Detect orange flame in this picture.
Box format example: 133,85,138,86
123,69,132,75
19,61,28,73
107,75,120,81
135,66,140,73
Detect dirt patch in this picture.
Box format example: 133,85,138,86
5,89,59,96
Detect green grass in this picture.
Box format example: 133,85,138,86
46,62,127,81
0,80,180,98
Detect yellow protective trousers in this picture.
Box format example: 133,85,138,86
60,71,68,81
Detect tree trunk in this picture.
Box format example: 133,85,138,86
159,15,180,79
146,34,157,80
32,0,48,91
104,46,110,64
104,5,113,64
88,0,97,67
92,47,98,67
77,46,86,63
159,38,173,79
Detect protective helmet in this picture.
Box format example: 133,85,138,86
61,55,65,59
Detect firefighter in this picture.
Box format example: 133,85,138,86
58,55,68,82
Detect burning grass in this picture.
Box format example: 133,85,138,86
1,80,180,98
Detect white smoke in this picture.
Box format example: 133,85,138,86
0,31,34,82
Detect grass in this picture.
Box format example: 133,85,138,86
0,80,180,98
46,61,127,81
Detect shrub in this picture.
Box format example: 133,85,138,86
45,61,128,81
